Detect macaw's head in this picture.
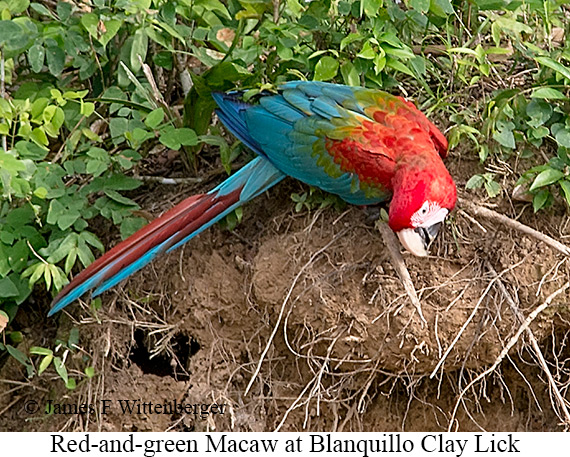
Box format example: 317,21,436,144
388,156,457,257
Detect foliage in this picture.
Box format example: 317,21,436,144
291,187,346,213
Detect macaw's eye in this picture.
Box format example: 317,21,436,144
419,202,429,215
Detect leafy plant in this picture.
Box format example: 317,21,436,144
291,187,347,213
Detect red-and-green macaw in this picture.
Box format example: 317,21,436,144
49,81,456,315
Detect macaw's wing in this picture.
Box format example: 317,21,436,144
279,81,448,158
215,81,446,206
214,83,395,206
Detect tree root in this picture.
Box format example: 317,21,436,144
376,221,427,326
458,197,570,256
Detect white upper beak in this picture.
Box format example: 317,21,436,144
397,228,429,257
396,223,443,257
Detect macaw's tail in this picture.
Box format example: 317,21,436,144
49,157,285,316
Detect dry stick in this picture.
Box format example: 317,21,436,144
485,262,570,426
134,175,204,185
429,259,526,379
447,280,570,431
458,197,570,256
376,221,427,326
244,229,349,396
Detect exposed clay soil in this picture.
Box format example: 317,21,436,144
1,152,570,432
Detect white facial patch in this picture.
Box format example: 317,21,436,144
410,201,448,228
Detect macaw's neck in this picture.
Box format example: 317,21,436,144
388,150,456,232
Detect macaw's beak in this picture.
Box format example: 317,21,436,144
396,223,442,257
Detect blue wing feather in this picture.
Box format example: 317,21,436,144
213,82,390,205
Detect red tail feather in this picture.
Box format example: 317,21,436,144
52,192,210,305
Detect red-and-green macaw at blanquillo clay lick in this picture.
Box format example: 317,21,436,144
49,81,457,316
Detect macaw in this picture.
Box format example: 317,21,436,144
49,81,456,316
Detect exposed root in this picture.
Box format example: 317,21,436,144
448,278,570,430
458,197,570,256
430,259,526,379
376,221,427,326
244,228,349,396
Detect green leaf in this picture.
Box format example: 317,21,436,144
104,189,138,206
493,121,515,149
57,213,80,231
0,277,19,298
530,88,566,100
120,217,146,238
0,20,22,45
130,28,149,71
80,231,104,251
176,128,199,146
357,41,376,60
46,45,65,76
555,129,570,148
159,127,198,150
535,56,570,81
80,13,98,36
560,180,570,207
145,108,165,129
28,44,45,73
429,0,454,17
361,0,382,17
38,354,53,375
47,199,65,225
340,33,362,51
8,0,30,14
8,239,28,271
532,189,549,212
529,168,564,192
53,356,68,384
102,19,122,46
0,151,27,174
80,101,95,117
30,2,53,16
85,366,95,378
30,346,53,356
386,58,414,77
484,180,501,198
340,62,359,87
6,344,30,367
314,56,339,82
526,99,553,127
410,0,430,12
57,1,72,20
465,174,484,189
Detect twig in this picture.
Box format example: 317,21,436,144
134,175,204,185
138,56,168,111
458,209,487,233
447,279,570,430
459,197,570,256
244,229,349,396
0,396,22,417
376,221,427,326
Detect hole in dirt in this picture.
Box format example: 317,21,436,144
129,329,199,381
